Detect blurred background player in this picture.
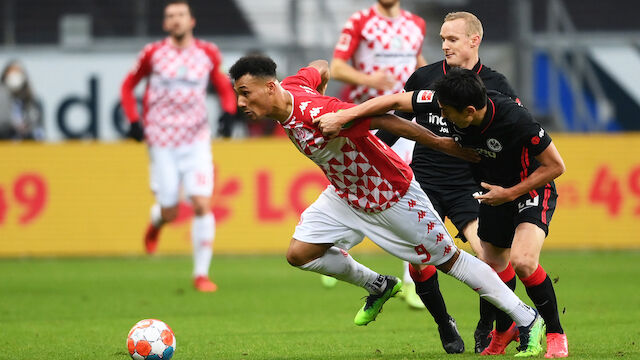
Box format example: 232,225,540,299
120,0,237,292
0,60,43,140
327,0,427,311
374,12,521,353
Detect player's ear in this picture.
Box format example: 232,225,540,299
464,105,476,116
469,34,481,48
266,80,277,95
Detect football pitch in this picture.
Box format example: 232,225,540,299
1,251,638,359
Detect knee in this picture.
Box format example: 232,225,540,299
161,206,179,222
286,247,309,267
510,254,538,278
191,198,211,216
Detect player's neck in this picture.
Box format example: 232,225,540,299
460,55,480,71
169,33,194,48
375,3,400,18
270,87,294,123
472,106,488,126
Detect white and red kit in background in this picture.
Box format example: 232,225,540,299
121,38,237,206
333,5,425,163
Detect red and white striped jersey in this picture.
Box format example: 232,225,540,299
121,38,237,147
280,67,413,213
333,5,425,103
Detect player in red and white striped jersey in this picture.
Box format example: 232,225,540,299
227,56,545,349
120,0,237,292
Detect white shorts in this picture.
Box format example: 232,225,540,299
293,179,457,266
148,140,213,207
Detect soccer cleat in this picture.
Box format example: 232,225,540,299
544,333,568,358
481,322,519,355
194,275,218,292
144,224,161,255
400,282,425,309
354,276,402,326
514,313,545,357
321,275,338,288
474,323,493,353
438,316,465,354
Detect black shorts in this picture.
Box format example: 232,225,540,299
478,182,558,248
422,184,482,241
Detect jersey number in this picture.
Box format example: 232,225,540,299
414,244,431,263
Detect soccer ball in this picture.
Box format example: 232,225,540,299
127,319,176,360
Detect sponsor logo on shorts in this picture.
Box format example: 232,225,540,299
531,136,540,145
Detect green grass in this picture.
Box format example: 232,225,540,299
1,251,639,359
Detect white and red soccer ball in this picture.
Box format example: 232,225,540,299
127,319,176,360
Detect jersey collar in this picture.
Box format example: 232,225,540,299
443,59,483,75
479,97,496,134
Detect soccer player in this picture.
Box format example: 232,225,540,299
228,54,545,357
329,0,429,314
120,0,237,292
373,11,521,353
314,68,568,358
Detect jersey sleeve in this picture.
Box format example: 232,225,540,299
281,67,322,91
411,89,439,114
202,42,238,115
120,44,154,123
332,11,363,60
517,109,552,156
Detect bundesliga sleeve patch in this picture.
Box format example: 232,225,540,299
416,90,434,103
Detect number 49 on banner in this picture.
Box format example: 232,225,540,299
0,173,48,226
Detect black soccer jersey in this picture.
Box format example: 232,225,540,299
447,91,553,189
378,60,518,188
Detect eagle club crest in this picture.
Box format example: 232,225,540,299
486,138,503,152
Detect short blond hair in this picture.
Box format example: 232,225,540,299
444,12,483,40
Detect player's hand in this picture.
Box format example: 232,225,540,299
127,121,144,142
218,112,236,138
313,112,344,139
439,138,480,162
474,182,514,206
367,70,396,91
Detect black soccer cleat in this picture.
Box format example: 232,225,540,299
438,316,465,354
474,322,493,353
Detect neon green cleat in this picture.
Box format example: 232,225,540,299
514,313,546,357
401,282,425,309
321,275,338,288
354,276,402,326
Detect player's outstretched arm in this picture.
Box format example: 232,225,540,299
371,114,480,162
308,60,330,95
313,92,414,138
330,58,395,91
475,142,565,206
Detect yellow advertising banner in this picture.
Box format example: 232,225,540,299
0,134,639,257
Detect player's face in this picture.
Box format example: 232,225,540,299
377,0,400,8
163,4,195,39
440,19,475,67
438,102,473,128
234,75,273,120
